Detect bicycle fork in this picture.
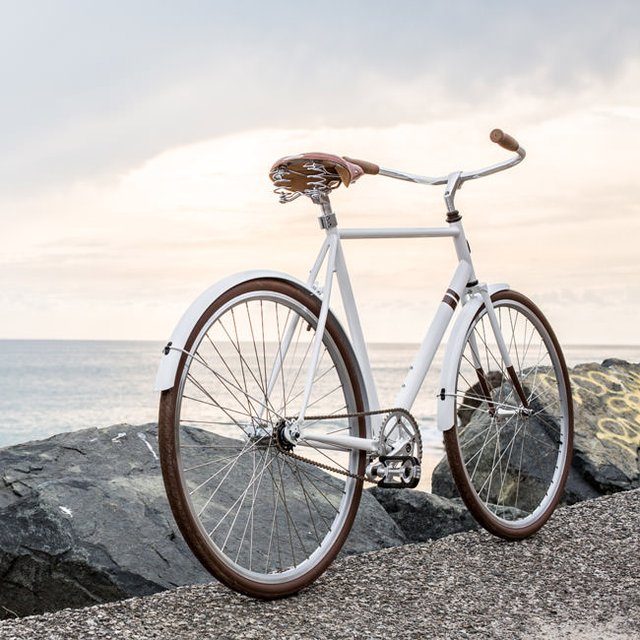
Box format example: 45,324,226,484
468,287,530,412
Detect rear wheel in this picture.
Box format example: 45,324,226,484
444,290,573,539
158,278,367,597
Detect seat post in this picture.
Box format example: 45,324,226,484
312,192,338,230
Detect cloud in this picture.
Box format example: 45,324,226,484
1,1,639,198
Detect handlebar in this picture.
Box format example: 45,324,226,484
378,128,526,187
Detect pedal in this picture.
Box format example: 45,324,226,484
374,455,421,489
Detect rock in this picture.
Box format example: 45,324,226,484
0,425,209,619
430,455,457,500
569,360,640,492
368,487,478,542
0,424,404,619
435,404,569,513
431,359,640,504
344,494,407,556
431,423,600,507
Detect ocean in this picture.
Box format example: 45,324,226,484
1,340,639,461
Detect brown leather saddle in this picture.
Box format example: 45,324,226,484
269,152,379,194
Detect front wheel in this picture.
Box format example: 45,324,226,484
444,290,573,539
158,278,367,598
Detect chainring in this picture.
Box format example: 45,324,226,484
379,409,423,460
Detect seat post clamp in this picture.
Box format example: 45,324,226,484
318,213,338,229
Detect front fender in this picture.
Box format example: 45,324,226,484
154,270,311,391
436,283,509,431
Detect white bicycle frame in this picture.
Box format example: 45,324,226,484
289,149,526,456
154,142,527,458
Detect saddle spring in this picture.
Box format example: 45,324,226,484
272,161,341,204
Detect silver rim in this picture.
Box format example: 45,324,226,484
173,289,362,584
454,298,570,528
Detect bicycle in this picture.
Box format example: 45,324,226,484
155,129,574,598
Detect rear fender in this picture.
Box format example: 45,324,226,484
154,270,311,391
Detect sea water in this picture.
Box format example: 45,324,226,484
1,340,639,457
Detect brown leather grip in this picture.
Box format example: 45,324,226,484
343,156,380,175
490,129,519,152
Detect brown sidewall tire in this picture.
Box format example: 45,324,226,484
158,277,367,597
444,290,574,540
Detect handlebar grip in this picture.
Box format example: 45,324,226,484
343,156,380,175
490,129,520,152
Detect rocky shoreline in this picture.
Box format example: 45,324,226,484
1,359,639,620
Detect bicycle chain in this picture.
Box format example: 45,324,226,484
274,407,416,483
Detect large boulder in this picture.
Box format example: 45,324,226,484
433,395,573,512
0,424,404,619
431,449,600,506
368,487,478,542
569,359,640,492
432,359,640,503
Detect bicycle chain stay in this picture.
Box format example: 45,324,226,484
275,407,419,484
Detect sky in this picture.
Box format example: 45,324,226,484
1,0,639,345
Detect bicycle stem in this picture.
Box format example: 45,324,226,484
444,171,463,212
